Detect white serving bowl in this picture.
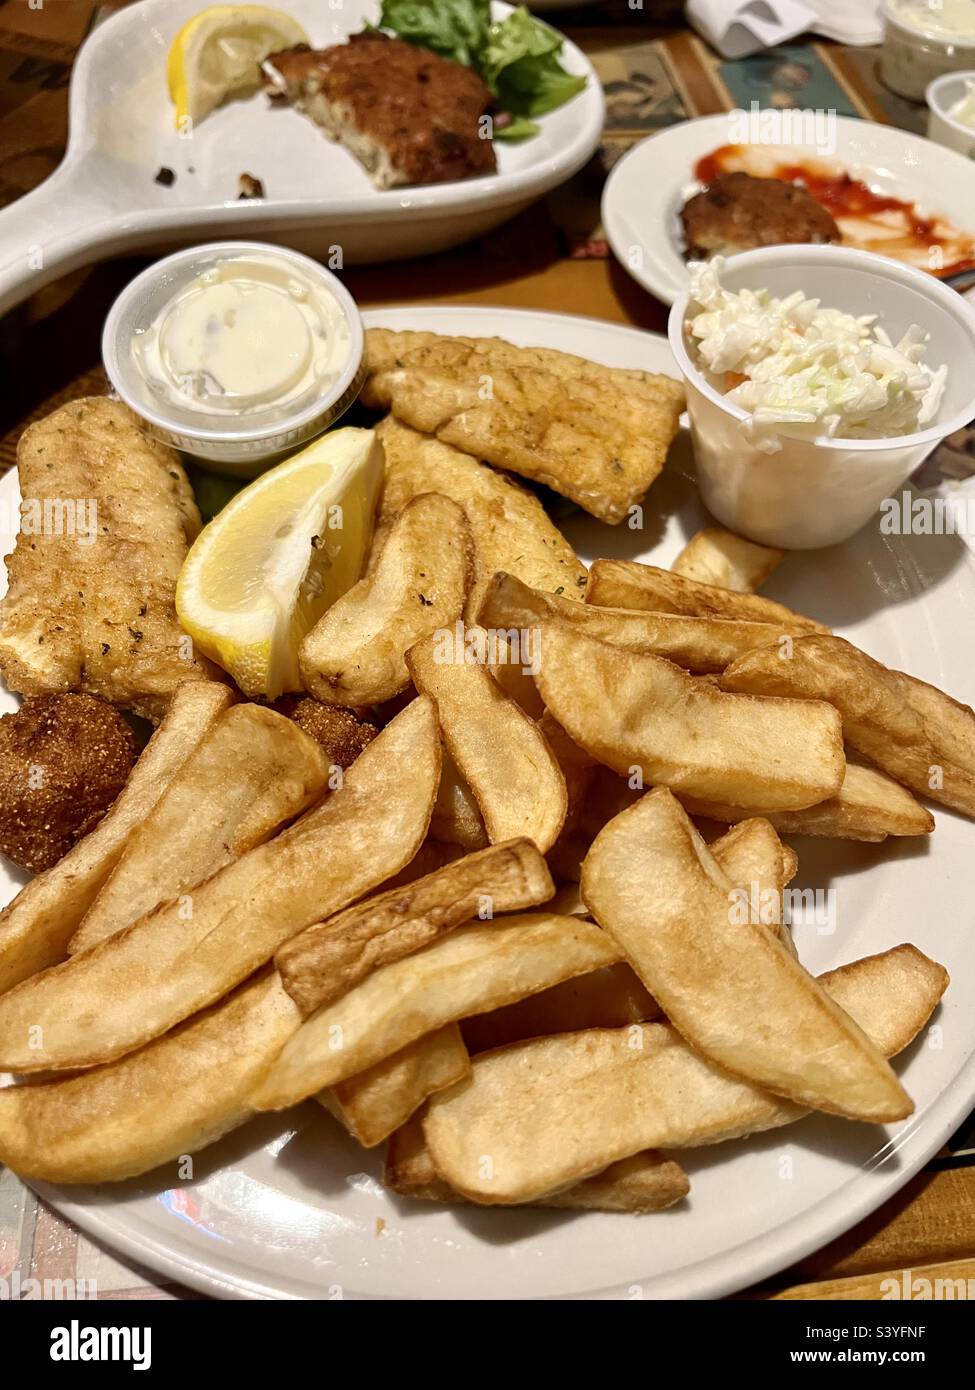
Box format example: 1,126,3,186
667,245,975,549
881,0,975,100
927,71,975,156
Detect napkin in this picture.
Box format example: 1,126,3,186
687,0,884,59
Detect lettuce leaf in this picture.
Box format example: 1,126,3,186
375,1,585,122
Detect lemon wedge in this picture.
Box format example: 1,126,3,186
167,5,309,130
176,428,383,699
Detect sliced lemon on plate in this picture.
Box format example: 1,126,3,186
167,4,309,130
177,428,383,700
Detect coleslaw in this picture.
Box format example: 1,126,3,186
686,259,948,452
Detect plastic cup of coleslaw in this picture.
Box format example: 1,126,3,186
667,244,975,549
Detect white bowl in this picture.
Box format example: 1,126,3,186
927,70,975,156
102,242,365,475
667,245,975,549
881,0,975,100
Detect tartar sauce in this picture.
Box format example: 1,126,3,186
134,252,351,418
887,0,975,35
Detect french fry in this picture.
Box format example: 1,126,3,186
0,970,301,1184
0,681,232,995
300,493,474,706
533,623,845,811
672,528,784,592
408,628,567,852
429,746,488,850
321,1024,470,1148
69,705,329,953
586,559,827,633
423,945,947,1204
477,570,786,674
253,913,621,1112
679,762,935,842
722,634,975,819
276,838,555,1016
0,696,440,1072
385,1115,689,1213
581,789,910,1122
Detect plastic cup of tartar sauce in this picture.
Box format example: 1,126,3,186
927,70,975,156
667,244,975,550
102,241,365,476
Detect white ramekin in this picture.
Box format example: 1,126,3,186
881,1,975,101
927,70,975,156
668,245,975,550
102,241,365,477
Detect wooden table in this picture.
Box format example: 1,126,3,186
0,0,972,1301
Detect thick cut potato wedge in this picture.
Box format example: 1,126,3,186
722,635,975,819
534,624,845,812
423,945,947,1204
253,913,621,1111
321,1023,470,1148
300,493,473,706
679,762,935,842
586,559,827,633
385,1115,689,1213
408,629,567,852
477,570,784,674
70,705,329,953
0,697,440,1072
0,970,301,1184
429,746,489,850
581,789,910,1122
464,815,793,1051
372,417,587,616
277,837,554,1015
672,529,784,592
0,680,232,995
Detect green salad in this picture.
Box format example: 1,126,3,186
372,0,587,140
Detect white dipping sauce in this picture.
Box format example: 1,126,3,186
135,252,350,417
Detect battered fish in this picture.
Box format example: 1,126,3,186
362,330,685,524
372,417,587,615
0,398,214,722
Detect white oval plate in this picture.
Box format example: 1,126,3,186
602,114,975,305
0,0,602,315
6,304,975,1301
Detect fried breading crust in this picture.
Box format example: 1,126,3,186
362,330,685,524
0,398,213,722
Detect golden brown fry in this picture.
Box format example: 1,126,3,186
0,970,301,1184
253,913,621,1111
429,745,488,850
722,634,975,819
408,628,567,852
534,623,845,812
321,1023,470,1148
671,529,785,592
277,837,554,1015
70,705,329,952
424,945,947,1204
477,570,786,674
372,417,587,615
0,696,440,1072
385,1114,689,1213
586,559,827,633
0,681,233,995
679,762,935,842
300,493,473,706
581,789,910,1122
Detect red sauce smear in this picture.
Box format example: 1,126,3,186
694,146,975,278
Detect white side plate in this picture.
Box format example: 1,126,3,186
0,0,603,315
602,114,975,305
5,304,975,1301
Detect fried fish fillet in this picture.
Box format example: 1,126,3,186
363,330,685,524
0,398,213,722
372,417,587,614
